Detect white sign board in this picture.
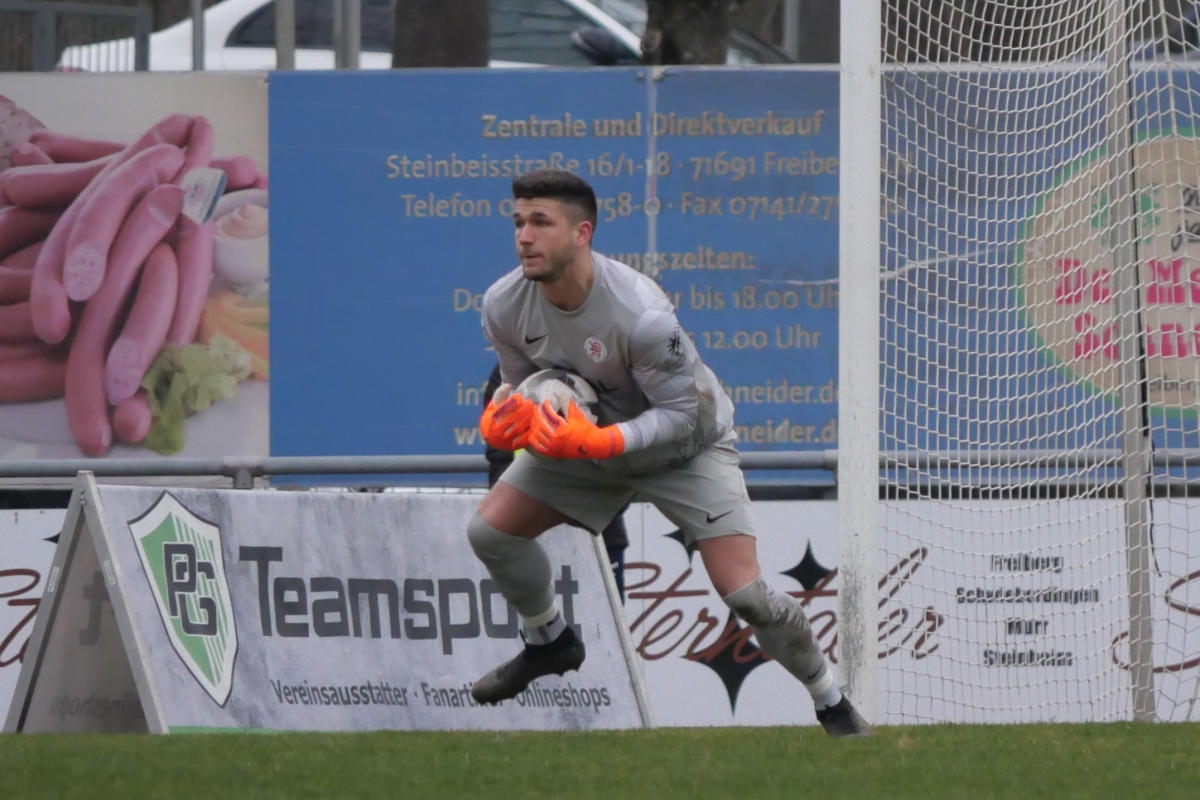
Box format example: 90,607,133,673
0,510,64,719
5,475,649,733
628,498,1200,725
9,491,1200,727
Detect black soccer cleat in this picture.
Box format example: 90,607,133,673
470,626,586,705
816,695,873,738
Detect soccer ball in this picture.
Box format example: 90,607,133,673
514,369,600,423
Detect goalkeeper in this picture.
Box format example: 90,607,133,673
468,168,869,737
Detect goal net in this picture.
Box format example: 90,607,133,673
845,0,1200,723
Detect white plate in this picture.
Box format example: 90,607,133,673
0,381,269,460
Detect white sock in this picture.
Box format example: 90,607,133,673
804,665,842,710
522,606,567,645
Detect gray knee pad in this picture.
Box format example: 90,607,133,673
722,576,781,627
466,512,555,619
723,576,826,683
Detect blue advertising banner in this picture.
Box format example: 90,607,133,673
649,69,840,452
882,67,1200,483
269,68,841,482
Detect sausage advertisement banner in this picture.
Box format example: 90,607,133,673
0,74,268,463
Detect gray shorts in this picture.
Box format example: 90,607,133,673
498,441,756,546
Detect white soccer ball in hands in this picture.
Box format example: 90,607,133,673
514,369,600,424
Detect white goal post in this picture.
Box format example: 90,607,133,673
839,0,1200,724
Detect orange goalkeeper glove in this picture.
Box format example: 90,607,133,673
479,385,537,451
528,399,625,460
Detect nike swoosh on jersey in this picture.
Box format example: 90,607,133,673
706,509,734,524
525,334,547,344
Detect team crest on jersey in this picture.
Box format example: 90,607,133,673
584,336,608,362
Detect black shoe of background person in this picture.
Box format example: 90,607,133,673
470,626,586,705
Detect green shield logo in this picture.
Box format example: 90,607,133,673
129,492,237,706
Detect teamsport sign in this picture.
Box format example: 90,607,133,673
5,474,650,733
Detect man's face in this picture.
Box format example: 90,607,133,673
513,198,590,282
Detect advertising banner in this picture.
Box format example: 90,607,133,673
7,67,1200,487
0,74,268,463
884,68,1200,476
626,497,1199,725
9,492,1200,727
0,509,63,717
268,68,840,481
6,476,648,733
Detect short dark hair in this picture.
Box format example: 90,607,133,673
512,169,598,229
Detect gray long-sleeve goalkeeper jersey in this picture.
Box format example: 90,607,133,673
481,251,736,473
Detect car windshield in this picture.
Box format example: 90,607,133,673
588,0,790,64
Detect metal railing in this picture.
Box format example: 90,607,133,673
0,451,837,489
3,448,1199,490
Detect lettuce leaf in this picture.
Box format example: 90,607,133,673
141,336,253,454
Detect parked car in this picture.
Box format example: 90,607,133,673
58,0,792,71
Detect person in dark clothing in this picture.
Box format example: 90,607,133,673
482,362,629,602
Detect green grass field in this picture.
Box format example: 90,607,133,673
3,724,1199,799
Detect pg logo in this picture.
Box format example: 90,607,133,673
163,542,219,636
129,493,238,706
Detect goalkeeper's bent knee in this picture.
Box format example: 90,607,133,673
465,512,555,618
722,575,779,627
